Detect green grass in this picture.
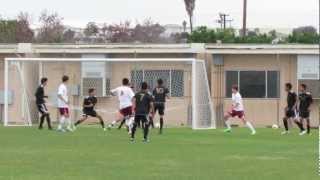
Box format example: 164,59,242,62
0,127,318,180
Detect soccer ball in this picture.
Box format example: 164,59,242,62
155,122,160,128
272,124,279,129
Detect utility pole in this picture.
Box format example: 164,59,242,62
242,0,247,37
216,13,233,30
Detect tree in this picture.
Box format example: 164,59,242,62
288,26,319,44
36,10,65,43
0,19,17,43
107,21,133,43
63,29,76,43
184,0,195,32
132,19,165,43
84,22,99,37
15,12,34,43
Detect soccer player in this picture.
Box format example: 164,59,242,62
108,78,135,130
298,84,313,135
150,79,169,134
35,77,52,130
281,83,305,135
74,88,106,131
57,75,73,132
131,82,154,142
224,85,256,135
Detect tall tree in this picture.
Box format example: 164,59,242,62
36,10,65,43
183,0,195,32
84,22,99,37
132,19,165,43
107,21,132,43
63,29,76,43
16,12,34,43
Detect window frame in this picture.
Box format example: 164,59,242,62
225,70,280,99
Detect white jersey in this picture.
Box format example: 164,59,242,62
111,86,135,109
57,83,69,108
232,92,244,111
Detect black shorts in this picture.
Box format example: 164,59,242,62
299,111,310,118
154,103,165,115
37,104,48,114
134,115,148,124
83,110,97,117
285,109,297,118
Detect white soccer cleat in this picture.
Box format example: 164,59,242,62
251,131,256,135
281,131,290,135
299,130,307,136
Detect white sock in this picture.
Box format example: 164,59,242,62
58,116,65,130
66,118,72,129
246,121,256,133
225,120,232,129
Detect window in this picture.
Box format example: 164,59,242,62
131,70,184,97
226,70,279,98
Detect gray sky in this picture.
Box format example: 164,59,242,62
1,0,318,29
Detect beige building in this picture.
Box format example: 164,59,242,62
0,44,319,128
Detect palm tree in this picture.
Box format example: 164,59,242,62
184,0,195,32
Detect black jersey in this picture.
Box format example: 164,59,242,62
35,85,48,104
299,92,313,112
152,86,169,104
83,96,97,111
287,91,297,109
134,91,153,115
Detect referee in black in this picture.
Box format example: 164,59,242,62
35,77,52,130
131,82,154,143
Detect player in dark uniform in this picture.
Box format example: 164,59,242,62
150,79,169,134
74,88,106,131
298,84,313,135
281,83,305,135
35,77,52,130
131,82,154,143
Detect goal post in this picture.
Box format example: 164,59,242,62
3,57,215,129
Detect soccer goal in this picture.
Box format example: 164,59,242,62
3,57,215,129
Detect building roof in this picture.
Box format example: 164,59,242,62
0,43,318,55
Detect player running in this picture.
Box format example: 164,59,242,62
108,78,135,132
74,88,106,131
149,79,169,134
281,83,305,135
298,84,313,135
223,85,256,135
35,77,52,130
131,82,154,143
57,75,73,132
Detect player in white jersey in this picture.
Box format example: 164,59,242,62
108,78,135,132
57,75,73,132
224,85,256,135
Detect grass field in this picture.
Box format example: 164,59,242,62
0,127,318,180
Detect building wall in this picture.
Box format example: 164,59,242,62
211,54,319,127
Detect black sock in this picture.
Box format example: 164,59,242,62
283,118,289,131
295,121,304,132
160,117,164,132
118,118,126,129
46,114,52,129
39,115,45,129
131,122,137,139
307,119,311,134
144,122,149,140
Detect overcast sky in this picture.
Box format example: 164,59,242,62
0,0,318,29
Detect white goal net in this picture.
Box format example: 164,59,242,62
3,58,215,129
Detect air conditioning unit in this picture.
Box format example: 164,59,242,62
82,61,106,97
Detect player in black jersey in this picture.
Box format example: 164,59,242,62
149,79,169,134
131,82,154,143
298,84,313,135
281,83,305,135
74,88,106,131
35,77,52,130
